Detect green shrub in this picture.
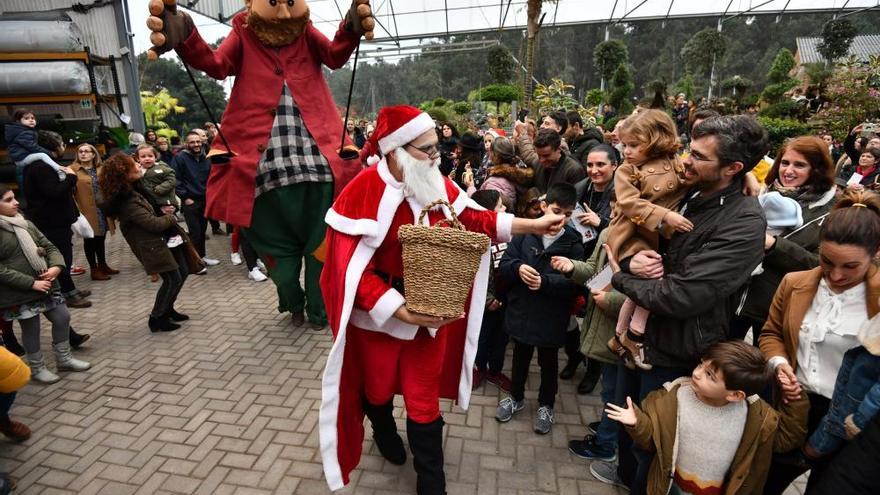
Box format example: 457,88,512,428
426,107,449,123
758,116,812,153
452,101,471,115
432,97,448,107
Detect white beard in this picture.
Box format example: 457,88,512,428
394,147,445,208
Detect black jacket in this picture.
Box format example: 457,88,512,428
574,177,615,256
533,151,586,193
171,150,211,200
4,123,52,163
23,161,78,230
499,225,585,347
569,127,605,166
612,180,766,369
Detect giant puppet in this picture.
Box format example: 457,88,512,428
145,0,374,328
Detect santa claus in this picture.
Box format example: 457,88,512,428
319,105,564,493
145,0,374,329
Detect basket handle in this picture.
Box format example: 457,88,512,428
417,199,464,230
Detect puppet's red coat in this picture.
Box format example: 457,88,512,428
177,12,362,227
318,159,514,490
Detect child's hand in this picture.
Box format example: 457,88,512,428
664,212,694,233
487,299,503,312
32,279,52,293
160,205,176,215
550,256,574,275
844,414,861,439
775,362,802,404
605,396,638,427
518,264,541,290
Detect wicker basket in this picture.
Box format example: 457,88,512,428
398,199,491,318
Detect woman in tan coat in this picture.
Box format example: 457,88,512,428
70,143,117,281
759,190,880,494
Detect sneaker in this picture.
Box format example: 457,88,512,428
495,396,524,423
587,420,601,436
486,371,512,392
568,435,616,461
202,258,220,266
166,235,184,248
70,265,86,276
472,368,485,390
590,461,628,490
231,252,243,265
257,259,267,271
196,267,208,275
534,406,554,435
248,267,268,282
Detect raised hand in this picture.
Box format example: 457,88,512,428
605,396,638,426
550,256,574,275
146,0,195,60
347,0,375,40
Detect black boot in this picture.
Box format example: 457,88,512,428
168,309,190,322
69,326,91,349
407,417,446,495
559,330,584,379
0,325,24,356
149,317,181,333
577,358,602,395
363,399,406,465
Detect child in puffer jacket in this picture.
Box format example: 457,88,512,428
804,310,880,459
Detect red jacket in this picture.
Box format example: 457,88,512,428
178,12,363,227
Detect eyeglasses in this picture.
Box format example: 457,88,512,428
406,143,440,157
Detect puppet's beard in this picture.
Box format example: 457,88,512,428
395,147,445,208
246,7,310,47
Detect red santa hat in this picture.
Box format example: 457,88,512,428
363,105,435,166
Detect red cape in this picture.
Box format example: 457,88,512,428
318,159,498,490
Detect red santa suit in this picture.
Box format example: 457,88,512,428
319,157,514,490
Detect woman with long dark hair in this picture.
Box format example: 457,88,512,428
98,154,190,332
731,136,837,342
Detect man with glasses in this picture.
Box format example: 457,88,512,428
588,116,768,493
318,105,567,494
172,131,218,271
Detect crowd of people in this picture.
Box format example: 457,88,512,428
2,92,880,494
326,97,880,494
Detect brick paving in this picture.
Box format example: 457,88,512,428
0,232,806,494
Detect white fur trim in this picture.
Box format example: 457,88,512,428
325,208,379,238
369,289,406,328
377,158,404,189
378,112,435,155
366,155,380,166
320,240,375,491
496,212,514,243
351,308,419,340
457,249,491,409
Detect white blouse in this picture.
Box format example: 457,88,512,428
794,279,866,398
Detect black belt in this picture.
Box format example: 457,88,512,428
376,270,405,295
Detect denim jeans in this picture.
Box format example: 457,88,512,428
594,362,619,451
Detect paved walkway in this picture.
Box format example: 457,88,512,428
0,232,805,494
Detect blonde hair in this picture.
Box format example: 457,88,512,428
619,109,680,160
74,143,103,168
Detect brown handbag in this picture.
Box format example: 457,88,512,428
174,225,206,274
